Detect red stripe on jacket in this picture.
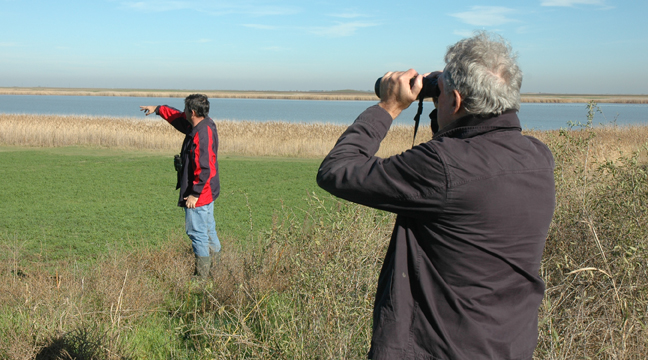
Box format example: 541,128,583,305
158,105,185,123
192,126,217,207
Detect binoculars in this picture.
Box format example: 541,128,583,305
374,73,441,100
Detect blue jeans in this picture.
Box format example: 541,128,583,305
184,201,221,258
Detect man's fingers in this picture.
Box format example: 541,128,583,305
403,69,422,95
403,68,419,79
139,106,155,115
392,69,420,93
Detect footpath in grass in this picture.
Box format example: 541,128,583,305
0,147,325,265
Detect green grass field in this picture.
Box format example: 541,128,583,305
0,147,325,265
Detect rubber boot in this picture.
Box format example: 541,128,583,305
211,249,221,268
195,256,211,278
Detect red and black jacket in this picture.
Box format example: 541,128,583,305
156,105,220,208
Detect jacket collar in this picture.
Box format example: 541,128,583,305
432,110,522,140
188,116,212,135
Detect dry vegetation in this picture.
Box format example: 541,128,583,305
1,113,646,161
0,114,425,158
0,87,378,101
1,108,648,359
1,199,389,359
521,94,648,104
534,125,648,359
2,87,648,103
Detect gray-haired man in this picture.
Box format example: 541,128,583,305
317,32,556,359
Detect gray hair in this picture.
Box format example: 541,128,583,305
442,31,522,116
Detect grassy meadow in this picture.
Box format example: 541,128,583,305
1,103,648,359
0,147,325,264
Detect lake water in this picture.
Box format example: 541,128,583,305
1,94,647,130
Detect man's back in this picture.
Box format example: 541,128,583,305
372,112,554,359
317,107,555,359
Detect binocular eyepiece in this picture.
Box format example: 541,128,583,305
374,73,441,100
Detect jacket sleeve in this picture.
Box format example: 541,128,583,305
157,105,192,134
316,104,447,218
189,126,217,198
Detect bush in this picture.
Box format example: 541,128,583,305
536,102,648,359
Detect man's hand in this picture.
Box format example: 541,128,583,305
140,105,158,116
378,69,423,119
184,195,199,209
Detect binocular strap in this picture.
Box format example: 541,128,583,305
412,97,425,147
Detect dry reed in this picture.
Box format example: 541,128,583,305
2,87,648,103
0,88,378,101
527,126,648,166
0,114,427,158
2,113,647,161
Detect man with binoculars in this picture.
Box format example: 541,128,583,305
317,32,555,360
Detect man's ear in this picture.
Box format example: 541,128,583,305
452,89,462,115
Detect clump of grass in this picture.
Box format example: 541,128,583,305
0,238,187,359
178,195,391,358
35,326,132,360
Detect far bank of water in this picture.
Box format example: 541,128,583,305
1,95,646,130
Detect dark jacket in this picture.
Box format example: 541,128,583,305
317,105,555,360
157,105,220,208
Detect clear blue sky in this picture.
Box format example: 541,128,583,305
1,0,646,94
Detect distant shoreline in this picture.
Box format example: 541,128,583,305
1,87,647,104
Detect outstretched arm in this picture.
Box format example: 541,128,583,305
140,105,192,134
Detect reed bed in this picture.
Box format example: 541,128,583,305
2,87,648,103
0,114,428,158
2,113,647,161
521,94,648,104
0,114,180,151
527,126,648,166
0,88,379,101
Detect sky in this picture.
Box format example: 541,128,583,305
1,0,646,94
